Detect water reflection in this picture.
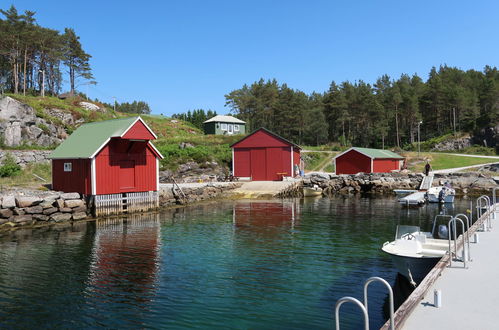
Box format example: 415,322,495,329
0,197,473,329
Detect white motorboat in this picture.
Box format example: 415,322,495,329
382,222,452,284
425,186,455,203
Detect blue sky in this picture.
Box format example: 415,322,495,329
7,1,499,115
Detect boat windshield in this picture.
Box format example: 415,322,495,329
395,225,420,239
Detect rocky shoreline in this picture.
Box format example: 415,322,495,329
304,172,497,196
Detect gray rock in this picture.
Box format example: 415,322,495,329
0,208,13,218
40,201,55,209
60,208,72,213
53,199,65,208
2,196,16,208
13,215,32,223
16,196,42,208
13,208,25,215
33,214,49,221
64,199,84,208
50,213,72,222
4,122,22,147
43,207,58,215
72,212,87,220
60,193,80,200
25,206,43,214
72,205,87,213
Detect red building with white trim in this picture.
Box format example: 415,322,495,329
334,147,404,175
50,117,163,196
231,128,301,181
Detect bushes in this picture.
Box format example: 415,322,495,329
0,154,21,177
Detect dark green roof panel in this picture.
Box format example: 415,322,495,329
353,147,404,159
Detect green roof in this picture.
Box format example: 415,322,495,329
49,117,139,159
351,147,404,159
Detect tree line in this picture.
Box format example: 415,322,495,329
172,109,218,130
225,65,499,148
0,5,93,96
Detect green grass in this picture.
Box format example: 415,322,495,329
404,152,498,172
0,162,51,188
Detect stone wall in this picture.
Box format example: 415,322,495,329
0,150,51,167
305,172,497,195
159,182,241,206
0,192,88,230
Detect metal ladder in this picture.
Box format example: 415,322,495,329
447,216,469,268
419,174,434,190
335,276,394,330
476,195,492,231
171,177,187,203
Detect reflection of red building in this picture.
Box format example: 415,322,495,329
89,215,161,299
233,200,299,227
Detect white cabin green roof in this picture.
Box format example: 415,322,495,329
203,115,245,124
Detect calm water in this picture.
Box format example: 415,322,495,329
0,196,471,329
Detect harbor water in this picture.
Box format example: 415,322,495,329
0,196,471,329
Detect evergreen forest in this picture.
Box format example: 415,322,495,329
225,66,499,148
0,6,94,97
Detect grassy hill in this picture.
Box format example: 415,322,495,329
4,94,239,174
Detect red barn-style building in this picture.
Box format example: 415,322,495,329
49,117,163,214
231,128,301,181
334,147,404,175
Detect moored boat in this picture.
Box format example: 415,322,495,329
426,185,455,203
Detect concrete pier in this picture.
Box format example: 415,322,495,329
381,203,498,329
402,207,499,329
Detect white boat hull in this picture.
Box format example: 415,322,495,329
384,251,441,283
427,193,455,203
425,186,455,203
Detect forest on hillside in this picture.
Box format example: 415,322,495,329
225,66,499,148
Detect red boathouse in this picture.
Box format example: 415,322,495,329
231,128,301,181
334,147,404,175
49,117,163,215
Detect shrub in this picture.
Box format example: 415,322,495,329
0,154,21,177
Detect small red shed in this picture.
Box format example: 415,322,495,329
49,117,163,196
231,128,301,181
334,147,404,175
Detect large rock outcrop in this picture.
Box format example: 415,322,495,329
0,96,63,147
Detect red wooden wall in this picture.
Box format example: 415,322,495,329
232,129,291,148
52,159,92,194
373,159,401,172
335,150,371,174
95,138,157,194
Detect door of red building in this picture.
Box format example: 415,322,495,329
119,160,135,189
250,148,266,180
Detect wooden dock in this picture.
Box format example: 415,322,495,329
381,202,498,329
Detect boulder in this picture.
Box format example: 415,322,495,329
13,208,25,215
16,196,42,208
50,213,72,222
43,207,58,215
25,206,43,214
33,214,49,221
40,201,55,209
4,122,22,147
0,208,13,218
53,199,65,208
1,195,16,208
60,208,72,213
13,215,33,223
71,205,87,213
60,193,80,200
72,212,87,220
79,101,100,111
64,199,84,208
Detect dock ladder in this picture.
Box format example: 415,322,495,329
171,177,187,203
335,276,394,330
419,174,434,190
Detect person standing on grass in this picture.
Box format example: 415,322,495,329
424,161,431,176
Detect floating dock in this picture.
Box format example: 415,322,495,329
398,191,426,205
381,201,498,329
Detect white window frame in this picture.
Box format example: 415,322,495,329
234,124,240,132
64,162,72,172
220,123,227,131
